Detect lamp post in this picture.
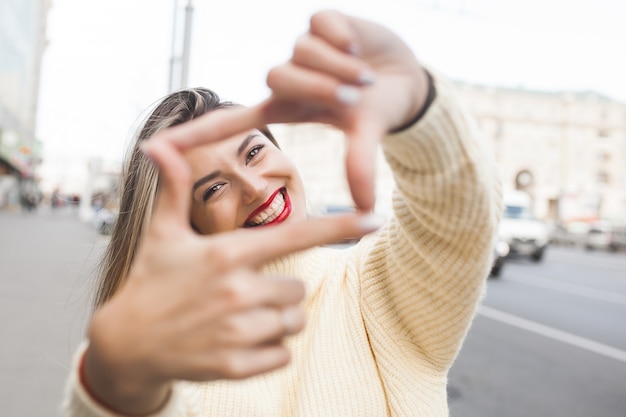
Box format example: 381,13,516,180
181,0,193,88
168,0,194,92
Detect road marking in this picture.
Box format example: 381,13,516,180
479,306,626,363
505,273,626,306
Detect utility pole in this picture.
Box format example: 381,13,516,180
167,0,179,92
168,0,194,92
181,0,194,88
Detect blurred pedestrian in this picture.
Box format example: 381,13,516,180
51,188,64,210
20,187,39,213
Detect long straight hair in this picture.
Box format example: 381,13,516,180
93,88,278,309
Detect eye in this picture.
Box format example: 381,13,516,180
202,183,224,202
246,145,265,164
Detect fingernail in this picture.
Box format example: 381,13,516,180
347,43,361,56
358,213,386,233
336,85,361,105
358,69,376,85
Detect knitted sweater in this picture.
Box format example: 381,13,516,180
63,73,502,417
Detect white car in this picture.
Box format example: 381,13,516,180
585,222,626,252
490,238,510,278
498,191,550,262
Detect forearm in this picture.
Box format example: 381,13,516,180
82,344,172,416
63,342,189,417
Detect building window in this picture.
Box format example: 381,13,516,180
598,128,609,138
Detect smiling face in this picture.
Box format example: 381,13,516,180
185,129,307,234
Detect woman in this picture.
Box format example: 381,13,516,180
64,10,501,417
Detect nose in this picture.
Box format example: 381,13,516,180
240,173,268,205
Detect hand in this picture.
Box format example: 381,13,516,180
263,10,430,212
83,138,381,414
158,10,430,212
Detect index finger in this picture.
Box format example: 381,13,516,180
214,213,385,268
152,105,265,151
309,10,358,54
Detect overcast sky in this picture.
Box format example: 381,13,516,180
36,0,626,192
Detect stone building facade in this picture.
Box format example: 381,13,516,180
454,82,626,224
274,83,626,225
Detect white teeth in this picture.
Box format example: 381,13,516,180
249,191,285,226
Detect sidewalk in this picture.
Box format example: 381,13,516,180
0,209,107,417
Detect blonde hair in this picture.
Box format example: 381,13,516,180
93,88,278,309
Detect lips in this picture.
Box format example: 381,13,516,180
243,187,291,228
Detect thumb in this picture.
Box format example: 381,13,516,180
344,119,385,212
140,140,193,229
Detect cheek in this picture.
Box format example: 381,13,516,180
190,201,239,235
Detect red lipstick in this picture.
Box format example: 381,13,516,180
243,188,291,228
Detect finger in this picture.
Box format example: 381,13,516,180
214,212,385,267
152,105,264,151
140,139,193,228
292,34,375,86
218,306,305,347
212,345,292,380
210,272,306,312
309,10,359,54
344,119,386,212
267,63,362,107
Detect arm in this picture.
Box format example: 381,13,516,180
359,71,502,370
63,343,187,417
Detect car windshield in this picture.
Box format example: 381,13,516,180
503,205,533,220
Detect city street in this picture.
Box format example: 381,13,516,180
449,247,626,417
0,209,106,417
1,211,625,416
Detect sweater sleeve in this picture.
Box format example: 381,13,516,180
358,71,502,372
62,341,198,417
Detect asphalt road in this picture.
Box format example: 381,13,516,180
0,209,105,417
449,247,626,417
2,210,625,416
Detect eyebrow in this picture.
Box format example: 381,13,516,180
191,134,259,195
192,170,222,194
237,133,258,156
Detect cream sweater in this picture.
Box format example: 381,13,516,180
64,74,502,417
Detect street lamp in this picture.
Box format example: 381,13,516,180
168,0,194,92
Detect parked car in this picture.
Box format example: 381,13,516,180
549,221,591,247
585,222,626,251
490,238,510,278
317,205,361,245
497,191,550,262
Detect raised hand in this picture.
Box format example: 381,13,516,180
264,11,425,211
157,10,430,212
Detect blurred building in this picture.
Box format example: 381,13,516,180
276,83,626,226
0,0,51,208
455,82,626,224
274,123,395,219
